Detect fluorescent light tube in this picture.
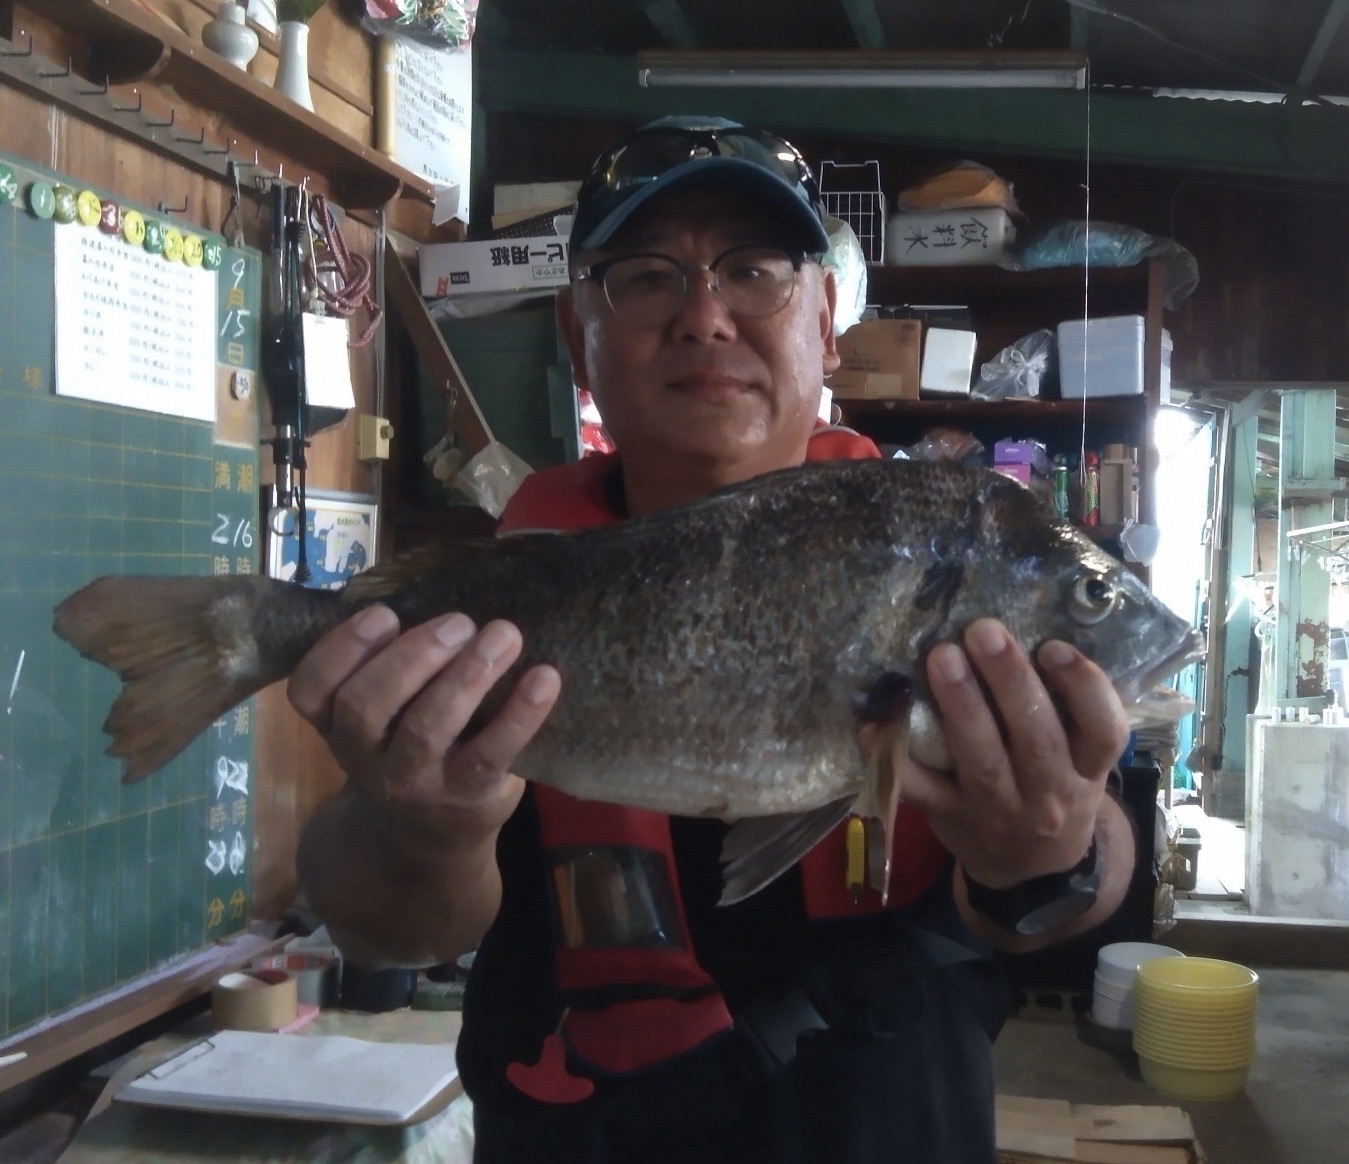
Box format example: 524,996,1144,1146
635,52,1088,92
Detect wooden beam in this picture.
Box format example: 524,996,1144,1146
639,0,698,50
478,48,1349,183
474,0,510,43
382,238,494,458
840,0,886,50
0,931,281,1094
1296,0,1349,90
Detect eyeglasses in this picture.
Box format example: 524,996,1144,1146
573,246,804,325
575,126,824,227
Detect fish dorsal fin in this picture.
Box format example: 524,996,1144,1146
342,533,559,602
718,797,855,906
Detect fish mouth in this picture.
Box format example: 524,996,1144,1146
1113,627,1207,723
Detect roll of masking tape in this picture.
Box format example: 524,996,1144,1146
252,952,339,1008
211,968,298,1032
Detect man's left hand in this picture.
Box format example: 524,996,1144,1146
899,617,1131,890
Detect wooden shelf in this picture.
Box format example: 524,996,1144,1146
47,0,434,209
864,261,1153,309
839,395,1146,430
836,396,1143,442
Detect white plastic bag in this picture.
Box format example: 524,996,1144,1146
821,216,868,337
974,328,1055,400
452,441,533,518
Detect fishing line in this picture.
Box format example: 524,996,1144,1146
1079,59,1092,480
6,649,24,716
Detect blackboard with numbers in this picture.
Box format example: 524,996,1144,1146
0,149,262,1040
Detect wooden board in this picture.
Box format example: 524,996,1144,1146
996,1096,1205,1164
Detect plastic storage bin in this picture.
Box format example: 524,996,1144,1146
1058,314,1171,399
885,206,1014,267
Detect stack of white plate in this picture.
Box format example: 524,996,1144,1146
1091,941,1185,1030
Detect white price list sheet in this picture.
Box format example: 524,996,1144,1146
53,225,217,422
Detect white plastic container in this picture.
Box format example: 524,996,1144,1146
919,327,977,397
1058,315,1173,400
884,207,1014,267
1091,942,1185,1030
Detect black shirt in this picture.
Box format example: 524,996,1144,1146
458,790,1008,1164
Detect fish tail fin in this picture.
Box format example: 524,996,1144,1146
53,575,323,782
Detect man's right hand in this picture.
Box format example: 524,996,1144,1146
288,605,561,969
287,604,561,827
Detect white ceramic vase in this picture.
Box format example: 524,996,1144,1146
202,2,259,71
273,21,315,112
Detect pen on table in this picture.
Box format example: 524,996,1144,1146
0,1051,27,1069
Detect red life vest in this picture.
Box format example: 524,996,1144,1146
498,428,948,1097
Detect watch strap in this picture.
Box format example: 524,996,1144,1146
962,836,1101,937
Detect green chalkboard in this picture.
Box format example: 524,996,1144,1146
0,151,262,1039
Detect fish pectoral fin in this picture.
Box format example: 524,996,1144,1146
865,716,910,906
718,797,856,907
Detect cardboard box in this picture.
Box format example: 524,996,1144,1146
994,438,1051,474
1100,457,1139,526
885,207,1015,267
828,318,922,399
920,327,977,397
419,235,570,298
993,462,1032,485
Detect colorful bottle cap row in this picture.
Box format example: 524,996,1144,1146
0,163,222,270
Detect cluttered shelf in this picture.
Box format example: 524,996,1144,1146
28,0,434,209
863,260,1158,309
838,395,1148,447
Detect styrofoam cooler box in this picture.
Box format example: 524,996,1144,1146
884,207,1015,267
1058,315,1172,399
919,328,977,397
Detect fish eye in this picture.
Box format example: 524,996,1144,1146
1070,574,1118,625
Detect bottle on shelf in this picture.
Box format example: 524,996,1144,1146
1082,451,1101,527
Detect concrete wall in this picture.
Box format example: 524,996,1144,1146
1247,719,1349,920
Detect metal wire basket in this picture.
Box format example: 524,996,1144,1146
819,160,886,264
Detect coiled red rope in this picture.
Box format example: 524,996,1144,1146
306,193,383,348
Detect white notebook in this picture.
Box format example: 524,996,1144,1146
117,1030,460,1126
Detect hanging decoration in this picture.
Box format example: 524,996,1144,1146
363,0,478,48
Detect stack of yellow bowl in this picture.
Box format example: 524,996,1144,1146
1132,957,1259,1101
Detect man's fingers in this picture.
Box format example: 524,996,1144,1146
960,619,1076,783
382,620,526,783
287,605,402,728
1036,640,1131,779
924,634,1017,804
444,664,561,798
895,755,962,819
323,612,480,754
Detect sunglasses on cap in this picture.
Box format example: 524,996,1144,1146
573,125,826,248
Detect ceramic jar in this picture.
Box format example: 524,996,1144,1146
201,2,259,72
273,21,316,112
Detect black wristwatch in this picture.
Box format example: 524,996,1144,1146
962,836,1102,937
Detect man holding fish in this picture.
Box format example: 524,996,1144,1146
53,117,1200,1162
284,118,1158,1162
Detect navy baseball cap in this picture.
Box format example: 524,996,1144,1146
570,116,830,255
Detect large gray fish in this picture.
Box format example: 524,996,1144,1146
53,459,1203,903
